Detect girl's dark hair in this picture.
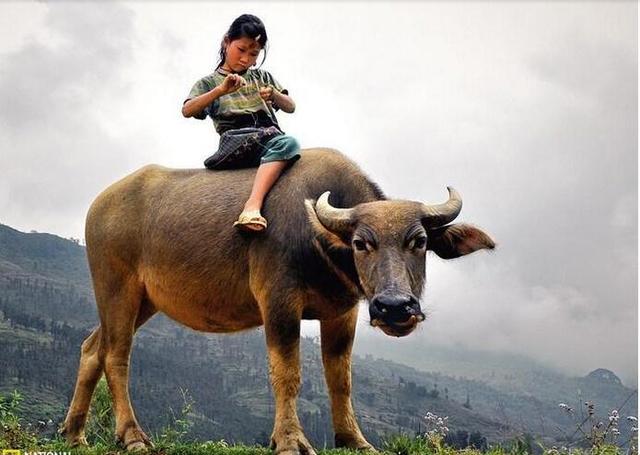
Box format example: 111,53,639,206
216,14,268,69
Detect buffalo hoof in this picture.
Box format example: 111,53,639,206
117,424,154,452
65,435,89,448
335,433,376,452
58,423,88,447
126,441,148,452
271,432,317,455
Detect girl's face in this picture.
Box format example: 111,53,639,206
223,36,262,73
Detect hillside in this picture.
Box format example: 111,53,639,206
0,223,636,449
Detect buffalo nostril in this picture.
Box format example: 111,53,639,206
373,299,388,314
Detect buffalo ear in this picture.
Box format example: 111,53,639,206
304,199,352,250
427,223,495,259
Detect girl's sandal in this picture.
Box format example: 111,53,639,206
233,210,268,232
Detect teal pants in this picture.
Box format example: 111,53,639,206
259,134,301,165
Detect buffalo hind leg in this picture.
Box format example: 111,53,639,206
102,285,155,451
256,289,316,455
320,308,374,451
62,280,156,450
60,326,104,446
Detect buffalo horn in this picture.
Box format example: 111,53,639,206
421,187,463,227
314,191,355,235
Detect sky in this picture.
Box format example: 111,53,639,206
0,1,637,386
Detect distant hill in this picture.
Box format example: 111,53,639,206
585,369,623,386
0,224,90,285
0,223,636,448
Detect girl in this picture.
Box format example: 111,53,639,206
182,14,300,232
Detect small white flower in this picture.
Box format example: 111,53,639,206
559,403,574,413
627,416,638,423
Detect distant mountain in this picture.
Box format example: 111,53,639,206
0,223,636,449
585,369,623,386
355,325,637,444
0,224,90,285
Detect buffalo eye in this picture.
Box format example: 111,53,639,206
353,239,368,252
409,236,427,250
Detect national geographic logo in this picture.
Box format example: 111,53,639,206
2,451,71,455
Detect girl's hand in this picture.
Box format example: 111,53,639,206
259,86,276,108
219,74,246,95
259,86,274,102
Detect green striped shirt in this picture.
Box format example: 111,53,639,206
186,68,288,134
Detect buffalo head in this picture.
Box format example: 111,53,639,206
306,188,495,337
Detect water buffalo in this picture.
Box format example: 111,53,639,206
61,148,494,453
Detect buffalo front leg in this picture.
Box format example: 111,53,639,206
259,293,316,455
320,308,374,451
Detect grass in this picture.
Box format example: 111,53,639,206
0,385,635,455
